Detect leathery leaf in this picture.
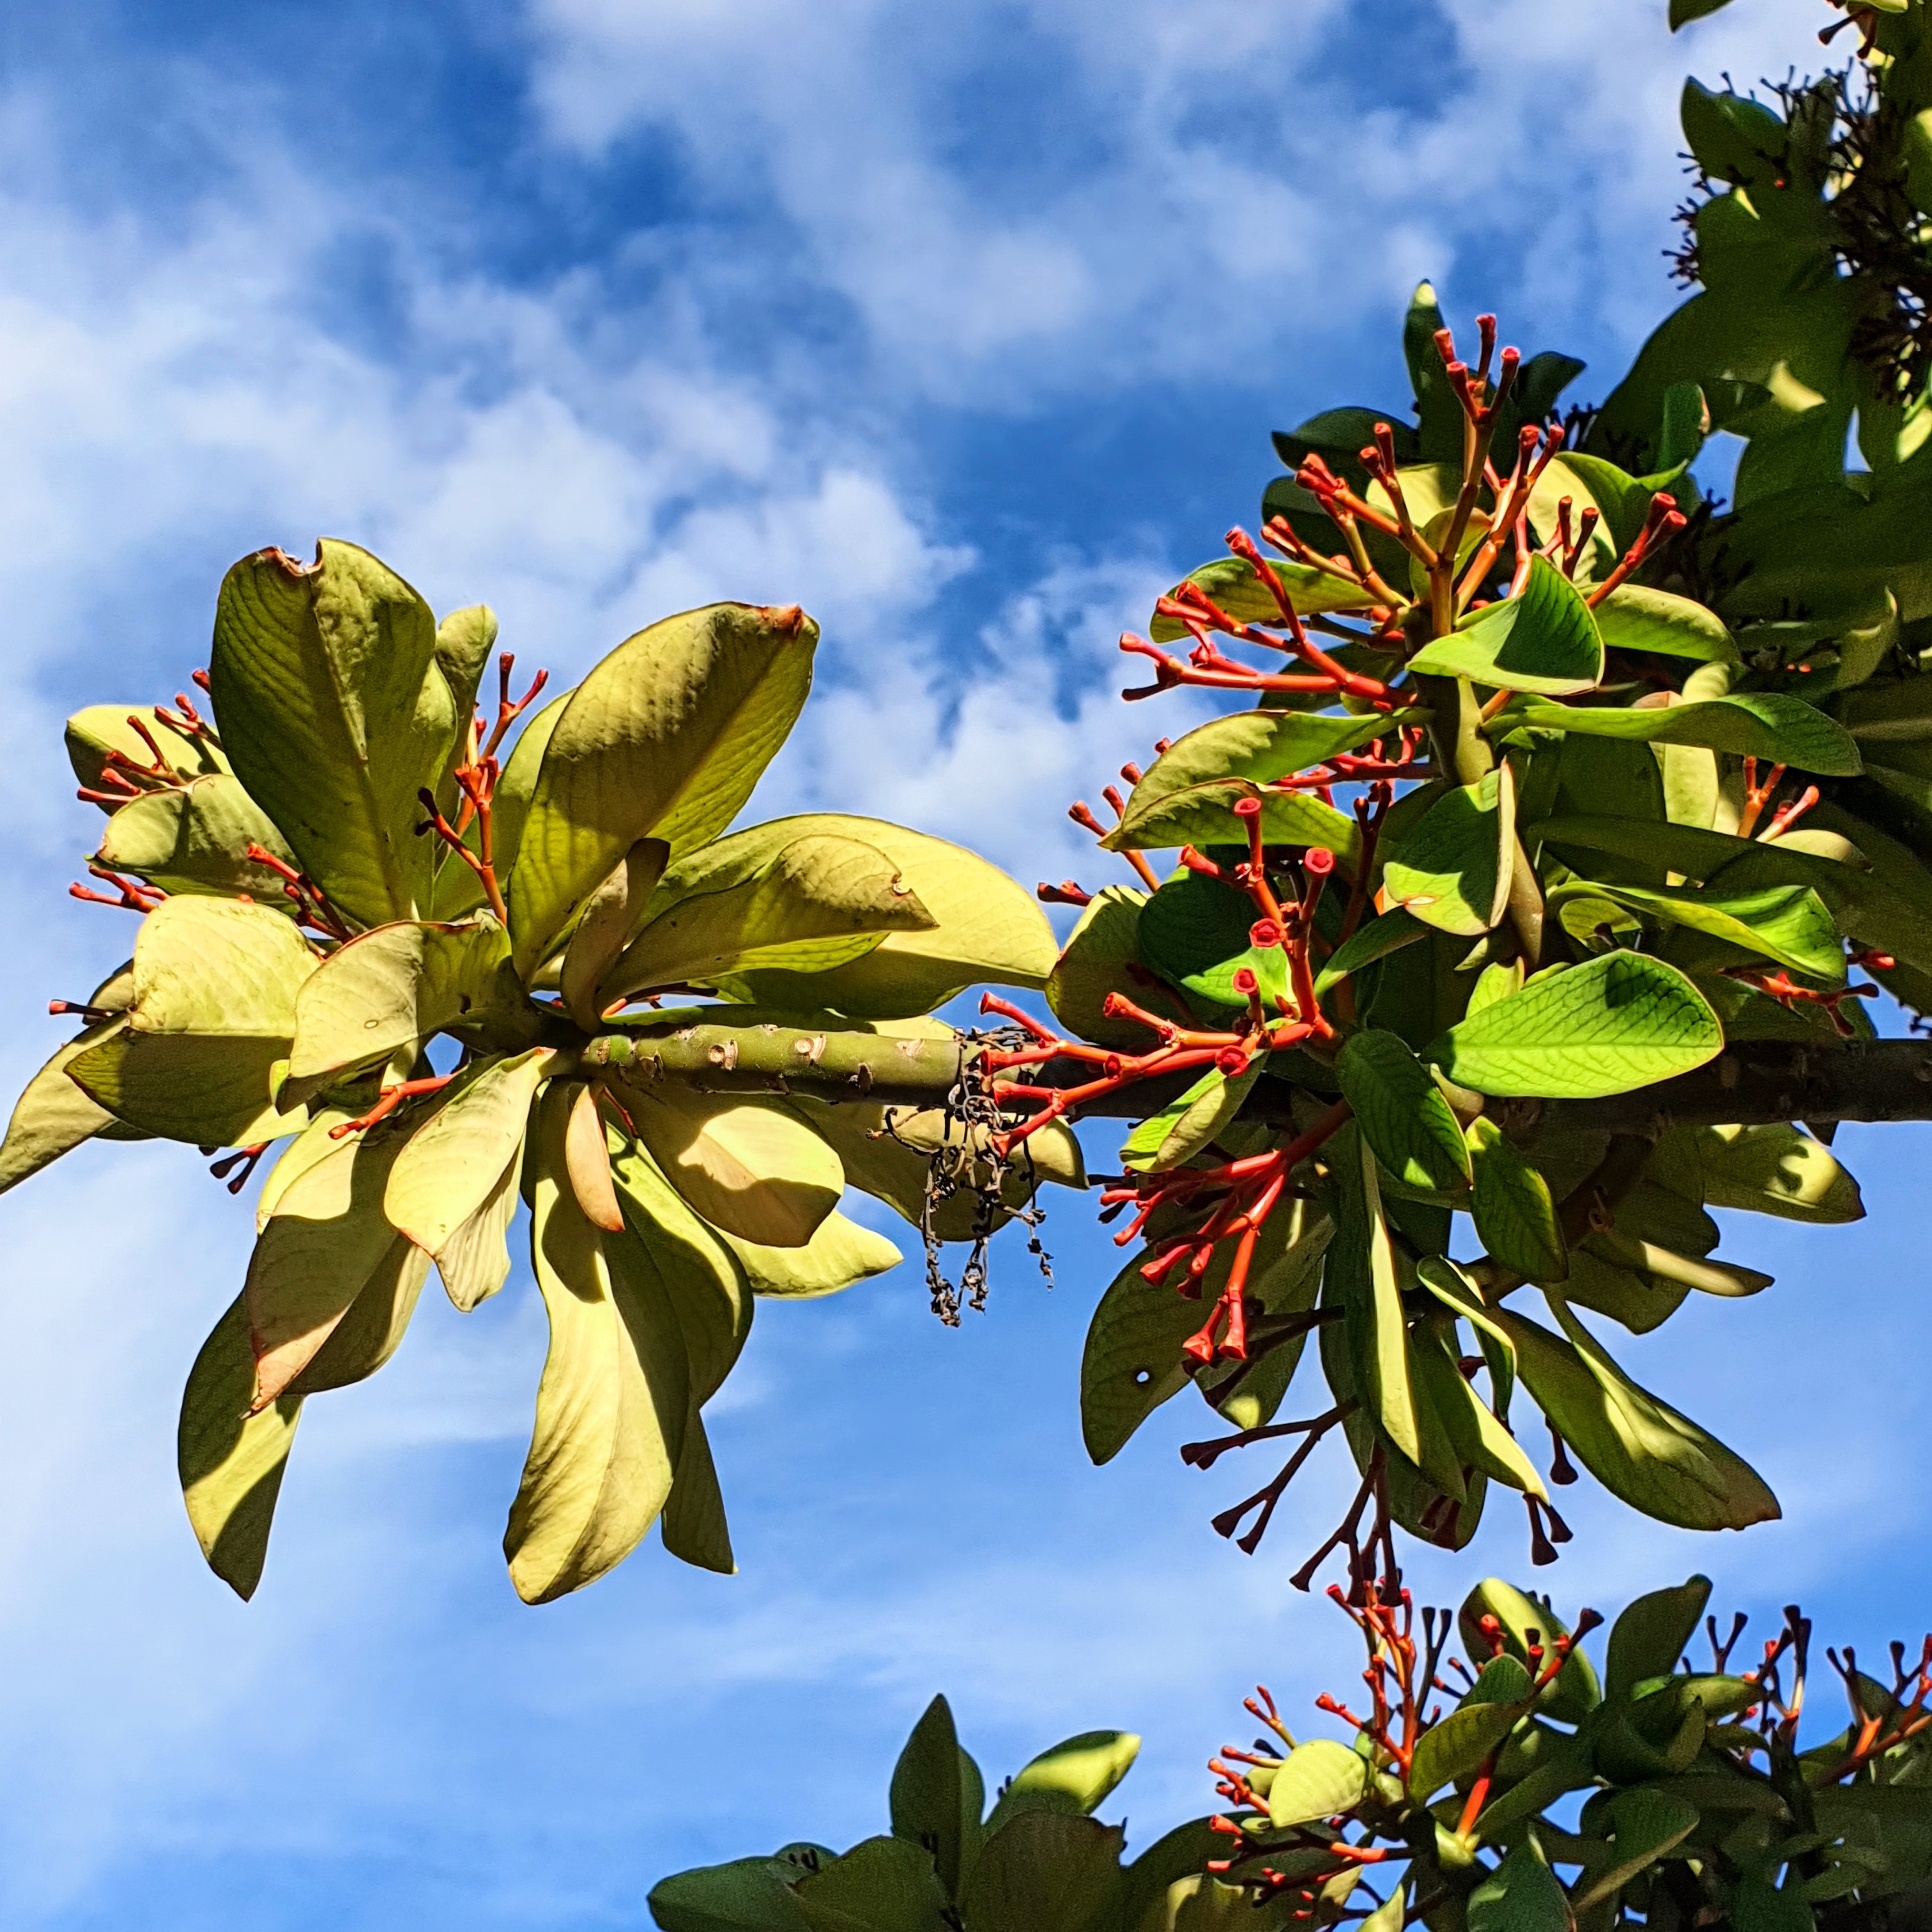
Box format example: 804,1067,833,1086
1382,765,1515,937
1337,1029,1471,1193
700,815,1056,1018
1121,1064,1259,1174
505,1082,691,1603
0,1009,135,1196
1329,1128,1424,1471
1466,1116,1567,1282
286,917,516,1098
604,829,936,1004
178,1293,302,1601
66,896,316,1147
1496,1298,1780,1530
1407,556,1604,694
66,703,228,805
505,602,818,978
210,540,460,928
93,774,302,902
383,1047,555,1257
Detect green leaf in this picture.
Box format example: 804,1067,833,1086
627,1089,842,1248
1413,1331,1547,1499
1467,1117,1567,1282
1266,1738,1369,1829
792,1836,953,1932
1572,1788,1700,1912
1137,871,1289,1013
1147,556,1379,643
1121,1066,1259,1174
287,917,517,1098
1407,559,1605,695
178,1293,302,1601
794,1096,1084,1244
383,1047,555,1257
1501,693,1862,777
1383,765,1515,937
1468,1844,1570,1932
1338,1030,1471,1193
66,703,229,806
1681,80,1786,188
1427,951,1722,1099
559,838,671,1031
716,1211,901,1299
1124,709,1426,810
1606,1577,1712,1700
244,1124,427,1406
210,540,460,928
959,1813,1126,1932
605,1137,753,1407
94,775,303,902
1046,886,1149,1048
1457,1579,1602,1723
505,1083,690,1604
1360,1888,1406,1932
431,605,498,744
1553,879,1844,982
66,896,316,1146
1730,1876,1815,1932
647,1859,815,1932
1595,586,1737,663
1107,779,1361,866
506,602,817,977
703,815,1056,1017
1080,1205,1328,1463
1692,1124,1863,1223
1418,1256,1520,1415
436,1150,522,1313
1497,1298,1781,1530
660,1407,735,1575
1331,1130,1424,1470
1313,907,1429,995
0,1012,132,1196
984,1729,1139,1831
606,830,936,1002
1409,1698,1524,1800
1671,0,1735,26
889,1695,983,1901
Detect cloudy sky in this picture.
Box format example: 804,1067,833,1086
3,0,1921,1925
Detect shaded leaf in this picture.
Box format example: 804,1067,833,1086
1407,558,1605,694
1046,886,1151,1049
1467,1117,1567,1282
1606,1576,1712,1700
1337,1029,1471,1193
1383,765,1514,937
960,1813,1125,1932
94,775,302,901
1468,1843,1570,1932
889,1694,983,1901
717,1211,902,1299
0,1012,132,1196
659,1407,735,1576
627,1088,841,1248
1122,1066,1259,1174
1502,692,1861,776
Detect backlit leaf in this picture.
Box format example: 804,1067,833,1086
1694,1123,1864,1223
1382,765,1514,937
1123,708,1425,811
1122,1066,1259,1174
1148,555,1379,642
1554,878,1844,982
1267,1738,1368,1830
1407,558,1604,694
1466,1116,1567,1282
1595,586,1737,663
0,1013,131,1196
627,1089,841,1248
1428,952,1722,1099
1337,1029,1471,1193
716,1211,901,1299
1107,779,1361,867
1502,692,1861,776
94,775,301,902
1046,886,1150,1049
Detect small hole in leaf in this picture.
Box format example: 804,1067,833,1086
1132,1368,1153,1386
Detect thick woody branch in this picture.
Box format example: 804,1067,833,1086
579,1027,1932,1134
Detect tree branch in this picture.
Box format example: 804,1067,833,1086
579,1024,1932,1133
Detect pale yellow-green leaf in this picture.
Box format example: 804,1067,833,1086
209,540,461,926
1695,1123,1864,1223
604,829,935,1004
505,1085,690,1602
67,703,229,806
627,1087,842,1248
94,775,301,902
0,1015,130,1196
285,1240,428,1395
718,1211,902,1298
787,1096,1084,1241
180,1293,302,1601
255,1107,356,1231
244,1124,422,1407
383,1047,553,1255
505,602,818,977
560,838,670,1031
436,1150,521,1312
606,1135,751,1404
701,815,1057,1016
66,896,316,1146
660,1406,734,1574
285,917,515,1098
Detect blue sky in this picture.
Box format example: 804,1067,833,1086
2,0,1921,1925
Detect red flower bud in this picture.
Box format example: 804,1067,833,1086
1250,919,1284,949
1216,1047,1249,1076
1305,847,1335,876
1232,795,1263,819
1231,967,1259,996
